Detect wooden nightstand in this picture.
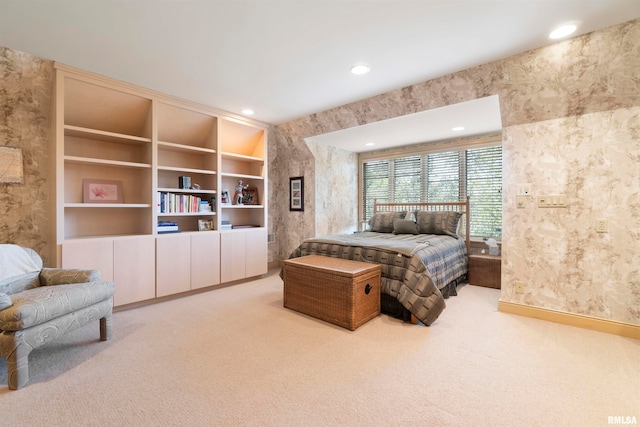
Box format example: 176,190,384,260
468,254,501,289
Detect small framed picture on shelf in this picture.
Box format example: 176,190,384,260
242,187,259,205
220,190,231,206
289,176,304,212
198,219,214,231
83,179,124,203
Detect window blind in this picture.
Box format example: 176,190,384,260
361,145,502,237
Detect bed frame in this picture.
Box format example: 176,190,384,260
372,196,471,257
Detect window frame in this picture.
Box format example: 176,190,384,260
358,136,502,238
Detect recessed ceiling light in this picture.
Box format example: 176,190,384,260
549,24,577,40
241,109,254,115
452,126,465,131
350,64,370,75
364,142,375,147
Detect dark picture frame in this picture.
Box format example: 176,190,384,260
289,176,304,211
242,187,259,205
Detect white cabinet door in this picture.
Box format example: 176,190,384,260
245,228,268,278
63,236,157,307
220,228,267,283
62,238,115,282
191,231,220,289
156,233,191,297
220,231,246,283
113,236,156,306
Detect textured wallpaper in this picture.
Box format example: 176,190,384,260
502,107,640,323
0,47,54,265
270,19,640,325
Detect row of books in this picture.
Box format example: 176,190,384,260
157,192,211,214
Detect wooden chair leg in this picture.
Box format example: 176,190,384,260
410,314,418,325
100,314,113,341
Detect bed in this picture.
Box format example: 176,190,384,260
286,198,470,326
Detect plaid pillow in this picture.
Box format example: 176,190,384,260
415,211,462,237
368,211,407,233
392,219,419,235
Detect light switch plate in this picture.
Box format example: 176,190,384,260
538,194,567,208
517,184,532,196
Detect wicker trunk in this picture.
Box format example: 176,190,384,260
283,255,381,330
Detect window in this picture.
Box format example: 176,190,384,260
361,145,502,237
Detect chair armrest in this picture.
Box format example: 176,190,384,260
0,292,12,310
39,268,102,286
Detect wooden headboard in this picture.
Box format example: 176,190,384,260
373,196,471,256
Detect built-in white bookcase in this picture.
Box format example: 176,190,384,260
53,64,268,306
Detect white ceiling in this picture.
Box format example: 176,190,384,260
1,0,639,132
307,95,502,152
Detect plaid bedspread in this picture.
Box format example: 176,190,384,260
287,232,468,325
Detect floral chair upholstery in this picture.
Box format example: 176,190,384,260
0,244,115,390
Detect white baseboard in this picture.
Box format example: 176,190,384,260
498,300,640,340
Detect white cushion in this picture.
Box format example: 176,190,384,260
0,245,41,282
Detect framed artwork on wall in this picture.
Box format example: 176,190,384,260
289,176,304,212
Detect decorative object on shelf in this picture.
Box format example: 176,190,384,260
220,220,232,230
210,196,216,211
191,183,200,190
198,219,214,231
242,187,259,205
198,200,211,212
0,146,23,184
220,190,231,206
82,179,123,203
234,180,249,205
178,176,191,189
289,176,304,212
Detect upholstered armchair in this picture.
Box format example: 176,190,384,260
0,244,115,390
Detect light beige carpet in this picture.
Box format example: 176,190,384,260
1,269,638,426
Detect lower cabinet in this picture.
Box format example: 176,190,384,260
62,235,156,306
245,228,268,278
156,234,191,297
62,230,260,307
113,236,156,306
156,231,221,297
220,228,268,282
191,231,221,290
